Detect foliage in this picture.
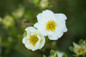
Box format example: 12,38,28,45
0,0,86,57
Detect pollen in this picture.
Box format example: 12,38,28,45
46,20,56,32
29,35,39,46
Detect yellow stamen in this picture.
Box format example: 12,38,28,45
46,20,56,32
29,35,38,46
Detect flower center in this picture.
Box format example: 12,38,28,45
29,35,39,46
46,20,56,32
77,47,85,54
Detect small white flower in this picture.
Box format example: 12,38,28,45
49,51,64,57
34,10,67,40
55,51,64,57
22,27,45,51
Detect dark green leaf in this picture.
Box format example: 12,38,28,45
79,39,83,45
69,46,74,52
56,54,58,57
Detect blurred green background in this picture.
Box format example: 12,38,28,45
0,0,86,57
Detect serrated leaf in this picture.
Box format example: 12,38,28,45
62,53,68,57
50,50,55,56
79,39,83,45
43,55,47,57
69,46,74,52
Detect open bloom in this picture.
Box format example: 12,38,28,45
22,27,45,51
34,10,67,40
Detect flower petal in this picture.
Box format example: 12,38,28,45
25,27,36,32
22,37,29,44
37,10,55,24
34,22,47,36
55,13,67,23
48,32,63,40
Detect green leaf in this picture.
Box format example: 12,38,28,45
56,54,58,57
79,39,83,45
69,46,74,52
43,55,47,57
62,53,68,57
50,50,55,56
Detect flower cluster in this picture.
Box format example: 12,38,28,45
22,10,67,51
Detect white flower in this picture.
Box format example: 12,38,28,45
49,51,64,57
34,10,67,40
22,27,45,51
55,51,64,57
